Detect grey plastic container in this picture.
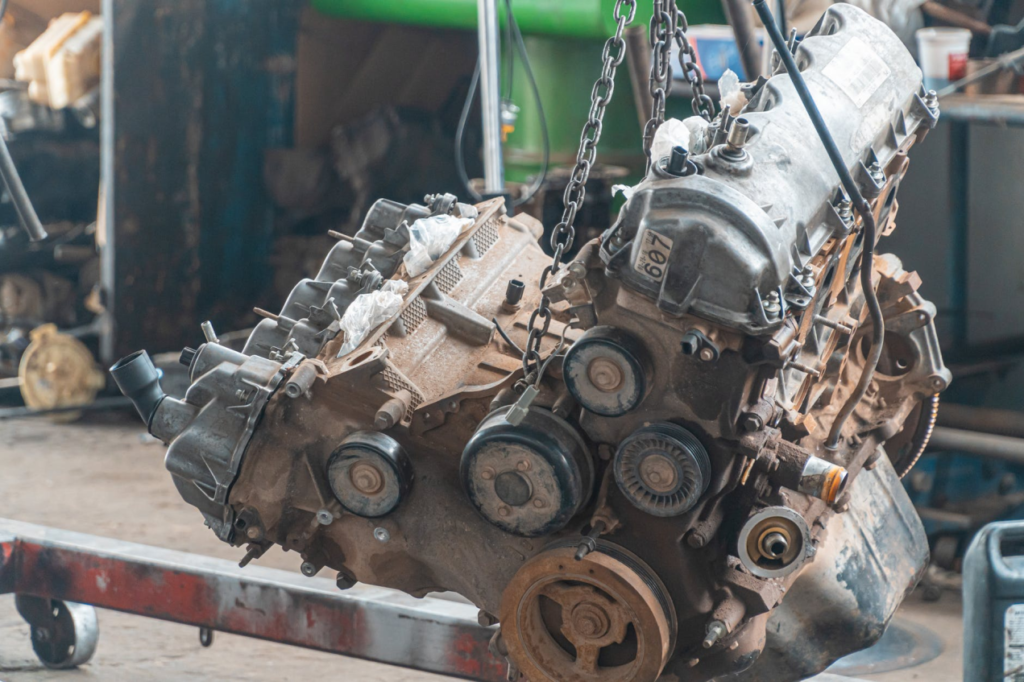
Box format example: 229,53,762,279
964,521,1024,681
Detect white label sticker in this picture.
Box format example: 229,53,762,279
634,230,674,283
822,37,891,108
1006,604,1024,679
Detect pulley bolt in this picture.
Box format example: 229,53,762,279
703,620,728,649
481,467,495,481
516,460,531,472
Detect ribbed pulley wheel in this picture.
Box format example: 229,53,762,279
614,423,710,517
500,544,675,682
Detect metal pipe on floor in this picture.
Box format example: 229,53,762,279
929,426,1024,466
477,0,504,195
937,404,1024,440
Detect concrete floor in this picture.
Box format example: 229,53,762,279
0,415,965,681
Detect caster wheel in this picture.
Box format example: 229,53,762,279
15,595,99,669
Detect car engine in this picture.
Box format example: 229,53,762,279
113,6,950,681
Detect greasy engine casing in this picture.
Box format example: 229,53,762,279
115,7,949,681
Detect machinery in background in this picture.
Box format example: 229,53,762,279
115,5,950,680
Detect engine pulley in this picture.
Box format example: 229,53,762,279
614,423,711,517
563,326,650,417
500,543,676,682
461,407,594,537
327,432,413,518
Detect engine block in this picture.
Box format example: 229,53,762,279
114,6,950,681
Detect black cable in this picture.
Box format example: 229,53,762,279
454,0,549,208
752,0,884,449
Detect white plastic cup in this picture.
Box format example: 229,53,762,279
916,27,972,92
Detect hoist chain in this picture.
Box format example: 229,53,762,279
642,0,715,162
520,0,637,380
519,0,711,383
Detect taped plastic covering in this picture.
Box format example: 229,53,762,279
403,214,473,278
338,280,409,356
719,69,749,111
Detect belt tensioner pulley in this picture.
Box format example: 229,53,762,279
499,543,676,682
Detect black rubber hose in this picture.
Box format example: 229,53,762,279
752,0,885,449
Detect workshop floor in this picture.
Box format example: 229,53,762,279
0,415,966,682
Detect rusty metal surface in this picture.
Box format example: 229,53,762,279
0,518,506,681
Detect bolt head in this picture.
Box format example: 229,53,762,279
316,509,334,526
374,527,391,543
741,413,764,433
301,562,318,577
699,347,715,362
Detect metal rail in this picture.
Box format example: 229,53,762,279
0,519,506,681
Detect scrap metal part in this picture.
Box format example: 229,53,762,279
114,7,948,681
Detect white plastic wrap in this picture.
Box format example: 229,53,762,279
650,118,692,163
403,214,473,278
338,280,409,356
718,69,748,112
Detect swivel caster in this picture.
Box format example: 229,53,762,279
15,594,99,669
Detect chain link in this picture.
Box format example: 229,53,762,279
520,0,637,379
642,0,714,163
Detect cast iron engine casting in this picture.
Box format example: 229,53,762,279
114,7,949,681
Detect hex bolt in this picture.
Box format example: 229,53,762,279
686,530,707,548
703,620,728,649
925,89,939,111
374,527,391,543
699,347,716,363
740,412,764,433
316,509,334,526
300,561,319,577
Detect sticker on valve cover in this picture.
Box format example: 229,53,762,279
1006,604,1024,680
634,229,674,283
822,37,891,108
